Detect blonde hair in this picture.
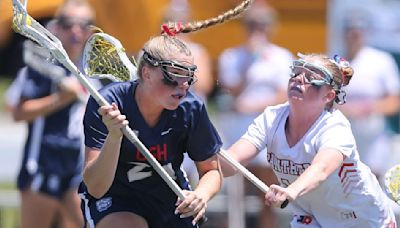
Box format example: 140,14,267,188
137,35,192,77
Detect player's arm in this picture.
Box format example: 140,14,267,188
194,154,223,202
175,154,222,224
373,94,400,116
82,103,127,198
13,78,81,122
220,138,259,177
265,148,344,207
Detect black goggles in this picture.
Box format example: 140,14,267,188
142,51,197,87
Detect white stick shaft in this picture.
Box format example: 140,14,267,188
218,149,269,193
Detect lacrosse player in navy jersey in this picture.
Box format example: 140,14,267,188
79,34,223,228
10,0,97,227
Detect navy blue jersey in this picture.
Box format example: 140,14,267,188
17,66,86,197
82,81,222,201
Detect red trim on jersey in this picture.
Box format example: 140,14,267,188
338,163,354,177
340,169,357,183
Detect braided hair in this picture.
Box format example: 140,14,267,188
161,0,254,36
137,0,255,78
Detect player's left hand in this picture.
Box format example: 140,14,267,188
175,190,207,225
264,184,296,208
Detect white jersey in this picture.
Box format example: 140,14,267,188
242,103,396,228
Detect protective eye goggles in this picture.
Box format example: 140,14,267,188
57,16,93,31
143,51,197,87
290,59,334,87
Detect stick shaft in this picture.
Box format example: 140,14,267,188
219,149,269,193
219,149,289,208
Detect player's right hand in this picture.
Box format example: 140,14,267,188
98,103,129,138
265,184,294,208
175,190,207,225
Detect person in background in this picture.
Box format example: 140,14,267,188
222,53,396,228
216,2,293,228
338,13,400,181
8,0,97,227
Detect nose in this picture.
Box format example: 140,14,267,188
70,23,85,34
174,77,190,88
291,73,306,84
177,81,190,90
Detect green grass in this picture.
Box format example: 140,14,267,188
0,181,19,228
0,77,12,112
0,76,18,228
0,182,16,191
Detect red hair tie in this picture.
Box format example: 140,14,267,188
161,22,183,36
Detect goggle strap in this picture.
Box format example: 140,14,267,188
143,51,197,73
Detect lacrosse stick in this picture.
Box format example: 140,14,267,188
11,1,207,224
384,164,400,204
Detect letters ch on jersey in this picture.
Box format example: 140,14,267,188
136,144,168,162
128,143,176,183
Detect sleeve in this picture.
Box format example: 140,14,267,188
315,117,356,158
186,104,222,161
83,96,108,149
242,112,268,152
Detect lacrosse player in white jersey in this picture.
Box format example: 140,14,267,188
222,53,396,227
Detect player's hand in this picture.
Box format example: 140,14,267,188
175,190,207,225
98,103,129,138
264,184,295,208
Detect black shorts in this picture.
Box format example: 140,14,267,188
79,191,198,228
17,167,81,199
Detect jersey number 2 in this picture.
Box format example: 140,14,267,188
127,162,177,182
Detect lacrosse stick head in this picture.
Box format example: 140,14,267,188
12,0,29,34
82,33,138,83
384,164,400,204
12,0,67,60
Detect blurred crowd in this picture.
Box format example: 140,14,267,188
1,0,400,228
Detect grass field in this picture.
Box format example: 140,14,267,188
0,77,19,228
0,182,19,228
0,77,12,111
